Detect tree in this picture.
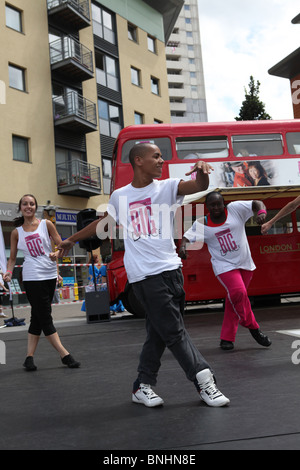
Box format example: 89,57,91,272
235,75,271,121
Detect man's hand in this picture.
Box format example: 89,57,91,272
185,161,213,177
261,221,272,235
57,239,75,257
256,213,267,226
178,240,188,260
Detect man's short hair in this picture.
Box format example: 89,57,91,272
129,142,154,168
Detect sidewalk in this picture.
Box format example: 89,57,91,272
0,300,132,331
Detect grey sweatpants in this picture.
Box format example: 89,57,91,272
131,268,211,386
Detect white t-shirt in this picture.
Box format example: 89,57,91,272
108,179,184,283
184,201,256,276
17,219,58,281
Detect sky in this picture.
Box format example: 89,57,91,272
197,0,299,122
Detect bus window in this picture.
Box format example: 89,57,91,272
176,136,228,159
121,137,172,163
245,210,293,236
296,209,300,232
286,132,300,155
232,134,283,157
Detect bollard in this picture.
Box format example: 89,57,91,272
0,340,6,365
74,283,79,301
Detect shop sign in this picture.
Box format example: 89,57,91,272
56,211,77,224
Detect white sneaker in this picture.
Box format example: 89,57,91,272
196,369,230,407
132,383,164,408
0,312,7,318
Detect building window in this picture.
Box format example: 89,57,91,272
134,112,144,125
171,111,184,117
13,135,29,162
55,148,86,166
128,23,137,42
131,67,141,86
102,158,112,194
185,18,191,24
9,64,26,91
151,77,160,95
190,72,196,79
95,52,119,91
154,119,163,124
186,32,193,38
147,35,156,53
92,3,115,44
5,4,22,32
98,99,122,138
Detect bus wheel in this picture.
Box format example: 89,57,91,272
121,282,145,318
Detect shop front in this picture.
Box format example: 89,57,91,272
55,210,90,301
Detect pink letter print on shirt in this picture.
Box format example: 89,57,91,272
129,198,158,239
215,228,238,256
25,233,45,257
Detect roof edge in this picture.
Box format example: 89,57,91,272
143,0,184,42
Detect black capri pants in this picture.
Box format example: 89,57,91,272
23,279,57,336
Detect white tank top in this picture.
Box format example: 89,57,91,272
17,219,58,281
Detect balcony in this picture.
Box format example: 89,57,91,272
53,91,97,133
47,0,90,30
57,160,101,197
50,37,94,82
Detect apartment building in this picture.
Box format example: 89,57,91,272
166,0,207,123
0,0,183,292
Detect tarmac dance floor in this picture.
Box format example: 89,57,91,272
1,302,300,452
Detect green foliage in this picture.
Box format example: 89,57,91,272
235,76,272,121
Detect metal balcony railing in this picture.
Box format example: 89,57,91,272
50,36,93,75
57,160,101,197
47,0,90,21
53,91,97,130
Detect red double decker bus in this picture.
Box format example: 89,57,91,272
106,120,300,316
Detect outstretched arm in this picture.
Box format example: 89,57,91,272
177,161,213,196
57,213,110,256
261,196,300,235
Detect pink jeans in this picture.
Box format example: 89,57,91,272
217,269,259,342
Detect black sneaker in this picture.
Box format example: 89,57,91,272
220,340,234,350
249,328,272,347
61,354,80,368
23,356,37,371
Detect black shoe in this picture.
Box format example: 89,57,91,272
23,356,37,371
220,340,234,350
249,328,272,347
61,354,80,368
